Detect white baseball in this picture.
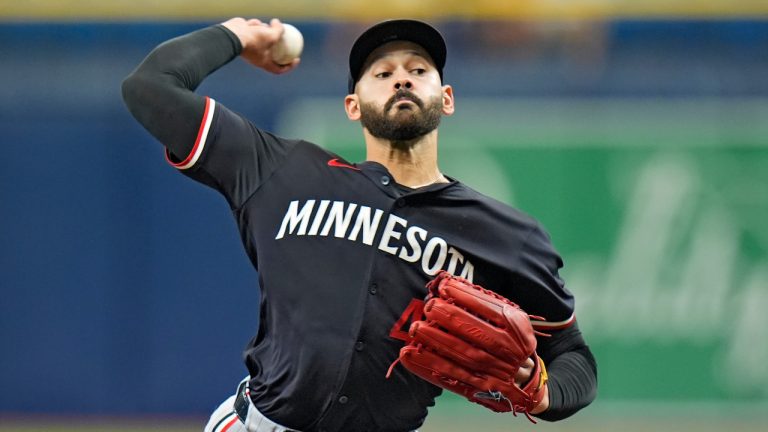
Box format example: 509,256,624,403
271,23,304,65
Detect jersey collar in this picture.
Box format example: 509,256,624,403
357,161,457,198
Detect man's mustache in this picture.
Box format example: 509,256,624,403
384,90,424,112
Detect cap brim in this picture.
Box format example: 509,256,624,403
348,19,446,94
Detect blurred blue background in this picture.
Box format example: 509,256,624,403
1,1,767,429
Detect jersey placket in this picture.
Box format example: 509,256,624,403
315,167,445,432
313,195,397,431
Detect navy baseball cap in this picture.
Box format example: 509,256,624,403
348,19,447,94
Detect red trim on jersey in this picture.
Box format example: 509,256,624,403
165,96,213,169
220,416,239,432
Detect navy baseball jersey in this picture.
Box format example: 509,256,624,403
122,23,597,432
164,96,575,431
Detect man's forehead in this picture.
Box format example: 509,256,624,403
363,41,436,69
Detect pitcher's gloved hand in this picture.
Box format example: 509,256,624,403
387,271,549,422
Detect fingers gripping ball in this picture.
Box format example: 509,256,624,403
271,23,304,65
386,271,549,422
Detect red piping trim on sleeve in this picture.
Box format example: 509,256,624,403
165,96,216,170
219,415,239,432
531,313,576,330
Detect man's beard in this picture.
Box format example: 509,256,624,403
359,90,443,143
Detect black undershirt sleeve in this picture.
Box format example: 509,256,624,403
534,320,598,421
121,25,242,159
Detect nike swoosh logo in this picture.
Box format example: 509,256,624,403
327,158,360,171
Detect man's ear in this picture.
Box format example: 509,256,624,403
441,85,455,116
345,94,361,121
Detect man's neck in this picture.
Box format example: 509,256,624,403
364,130,447,188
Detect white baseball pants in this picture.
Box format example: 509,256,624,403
204,378,297,432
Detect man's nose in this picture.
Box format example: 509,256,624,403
393,75,413,91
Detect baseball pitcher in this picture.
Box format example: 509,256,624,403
122,17,597,432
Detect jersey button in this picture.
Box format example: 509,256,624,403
339,395,349,404
369,283,377,295
355,341,365,351
395,198,406,207
380,175,390,185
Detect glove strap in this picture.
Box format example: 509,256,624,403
519,355,549,422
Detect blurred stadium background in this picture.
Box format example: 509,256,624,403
1,1,767,431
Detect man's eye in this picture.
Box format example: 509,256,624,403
375,72,392,78
412,68,426,75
